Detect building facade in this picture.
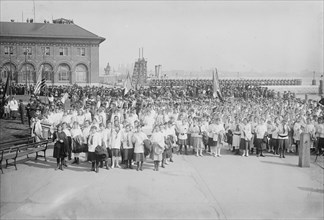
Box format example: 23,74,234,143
0,20,105,85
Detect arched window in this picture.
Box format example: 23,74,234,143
58,64,70,82
1,63,16,83
42,63,54,82
75,64,88,83
20,63,36,83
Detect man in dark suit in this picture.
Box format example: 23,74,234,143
18,99,25,124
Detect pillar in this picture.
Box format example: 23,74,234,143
298,133,310,168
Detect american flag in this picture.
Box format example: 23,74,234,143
212,68,224,102
34,65,46,95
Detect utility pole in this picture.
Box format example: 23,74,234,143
33,0,36,22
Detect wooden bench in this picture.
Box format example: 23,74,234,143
0,137,35,149
0,140,49,174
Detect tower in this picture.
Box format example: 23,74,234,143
132,48,147,89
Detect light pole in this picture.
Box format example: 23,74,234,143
24,51,28,94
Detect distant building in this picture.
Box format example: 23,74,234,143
104,62,111,75
0,20,105,85
154,65,162,78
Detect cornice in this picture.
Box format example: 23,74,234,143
0,37,101,47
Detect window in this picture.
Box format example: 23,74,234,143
58,64,70,82
4,46,13,55
42,63,53,82
23,47,32,55
21,63,35,82
42,47,50,56
0,63,16,80
59,47,68,56
77,48,86,56
75,64,87,82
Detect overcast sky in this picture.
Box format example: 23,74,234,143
1,0,323,75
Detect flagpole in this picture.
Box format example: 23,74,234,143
24,51,28,95
9,49,12,97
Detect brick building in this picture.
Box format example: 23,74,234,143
0,19,105,85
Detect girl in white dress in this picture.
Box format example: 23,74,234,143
150,125,165,171
110,125,122,168
70,121,83,164
132,125,148,171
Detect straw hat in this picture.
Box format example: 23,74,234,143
153,143,163,155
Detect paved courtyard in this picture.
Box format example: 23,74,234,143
1,145,323,219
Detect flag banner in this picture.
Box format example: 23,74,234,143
123,72,133,95
34,65,45,95
213,68,224,102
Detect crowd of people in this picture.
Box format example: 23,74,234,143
1,82,323,173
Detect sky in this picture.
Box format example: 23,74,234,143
0,0,323,76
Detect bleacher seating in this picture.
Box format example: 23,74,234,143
149,78,300,87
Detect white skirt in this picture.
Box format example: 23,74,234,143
232,134,241,147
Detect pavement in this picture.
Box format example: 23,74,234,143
1,145,323,220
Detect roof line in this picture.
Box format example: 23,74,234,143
72,23,106,43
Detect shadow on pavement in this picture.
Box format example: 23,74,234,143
20,157,92,172
298,186,324,194
260,160,298,167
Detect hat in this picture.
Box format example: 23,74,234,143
153,143,163,155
